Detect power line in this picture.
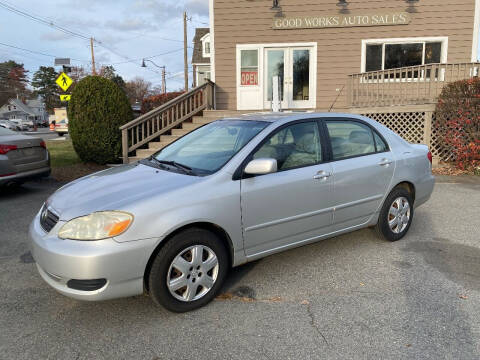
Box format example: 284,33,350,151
110,48,185,65
0,42,88,63
0,1,192,80
0,1,90,41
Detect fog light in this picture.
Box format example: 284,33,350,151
67,278,107,291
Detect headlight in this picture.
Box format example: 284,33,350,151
58,211,133,240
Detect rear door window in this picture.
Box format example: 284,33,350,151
326,121,376,160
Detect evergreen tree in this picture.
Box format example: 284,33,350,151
31,66,60,113
0,61,29,106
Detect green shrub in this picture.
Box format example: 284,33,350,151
68,76,133,164
435,77,480,170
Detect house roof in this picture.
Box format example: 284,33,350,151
0,98,36,116
192,28,210,65
26,97,44,108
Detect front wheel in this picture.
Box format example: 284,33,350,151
376,187,414,242
148,228,228,312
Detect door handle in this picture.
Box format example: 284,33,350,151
379,158,393,166
313,170,331,180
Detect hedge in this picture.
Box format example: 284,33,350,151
67,76,133,164
435,77,480,170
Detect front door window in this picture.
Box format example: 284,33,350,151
292,49,310,102
266,50,285,102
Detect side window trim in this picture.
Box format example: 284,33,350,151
233,119,325,180
322,117,391,163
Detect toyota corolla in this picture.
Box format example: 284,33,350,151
30,113,434,312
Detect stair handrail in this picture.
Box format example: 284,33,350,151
121,80,215,163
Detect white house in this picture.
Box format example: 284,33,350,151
0,97,48,125
192,28,211,87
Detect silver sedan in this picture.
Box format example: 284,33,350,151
30,113,434,312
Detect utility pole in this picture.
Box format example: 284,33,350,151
90,37,96,75
183,11,188,91
161,66,166,94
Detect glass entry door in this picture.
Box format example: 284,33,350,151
264,47,314,110
265,48,288,109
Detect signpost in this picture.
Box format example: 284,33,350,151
59,95,71,102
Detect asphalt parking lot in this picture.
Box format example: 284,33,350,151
1,177,479,359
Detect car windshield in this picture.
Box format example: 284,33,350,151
0,126,15,135
153,120,268,175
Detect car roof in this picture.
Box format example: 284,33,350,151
216,112,368,124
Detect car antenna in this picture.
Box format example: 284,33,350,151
328,84,345,112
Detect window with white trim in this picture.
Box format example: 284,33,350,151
364,39,445,72
202,34,211,58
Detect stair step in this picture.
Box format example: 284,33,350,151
204,110,248,115
202,113,241,119
149,141,174,150
192,116,216,124
160,135,180,142
136,149,157,158
171,128,190,136
182,122,203,131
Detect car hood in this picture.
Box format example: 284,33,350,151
47,163,202,220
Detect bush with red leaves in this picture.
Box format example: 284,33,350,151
435,77,480,171
141,91,185,113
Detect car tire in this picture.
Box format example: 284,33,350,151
57,133,64,137
148,228,229,312
375,187,414,242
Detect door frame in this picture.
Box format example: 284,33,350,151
236,42,317,111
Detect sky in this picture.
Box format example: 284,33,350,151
0,0,209,91
1,0,479,93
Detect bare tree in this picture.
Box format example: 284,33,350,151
125,77,152,104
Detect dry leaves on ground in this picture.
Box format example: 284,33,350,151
432,163,470,176
51,163,108,182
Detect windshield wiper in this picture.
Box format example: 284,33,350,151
150,157,195,175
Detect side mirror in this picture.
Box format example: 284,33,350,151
244,158,277,175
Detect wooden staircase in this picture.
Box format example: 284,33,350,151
128,110,245,162
120,81,214,164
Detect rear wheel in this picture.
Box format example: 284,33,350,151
148,228,228,312
376,187,414,242
57,132,64,137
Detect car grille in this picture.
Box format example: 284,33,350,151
40,205,59,233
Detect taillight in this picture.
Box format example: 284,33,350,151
0,144,17,154
427,151,432,164
40,141,46,149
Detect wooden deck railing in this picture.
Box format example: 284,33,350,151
348,62,480,108
120,80,215,163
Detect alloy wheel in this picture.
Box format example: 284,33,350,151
388,196,411,234
166,245,219,302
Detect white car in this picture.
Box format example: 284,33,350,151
0,120,20,131
9,119,29,131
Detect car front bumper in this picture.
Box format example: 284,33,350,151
29,211,158,301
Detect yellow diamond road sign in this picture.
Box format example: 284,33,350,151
56,72,73,91
60,94,71,101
